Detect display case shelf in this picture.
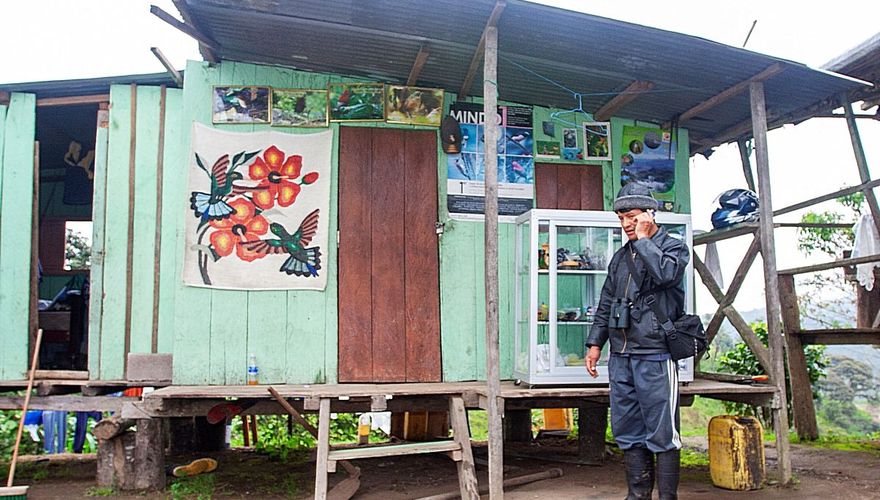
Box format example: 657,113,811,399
514,209,695,385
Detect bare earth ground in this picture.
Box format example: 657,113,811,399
8,436,880,499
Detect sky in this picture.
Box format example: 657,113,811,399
3,0,879,315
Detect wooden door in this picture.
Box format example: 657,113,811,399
338,127,441,382
535,163,604,210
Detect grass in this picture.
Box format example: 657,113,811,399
169,474,216,500
793,433,880,456
680,447,710,467
85,486,116,497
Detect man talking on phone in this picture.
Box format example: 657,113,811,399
585,182,690,500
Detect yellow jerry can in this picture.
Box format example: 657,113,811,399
708,415,766,490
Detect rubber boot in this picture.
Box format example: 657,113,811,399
623,447,654,500
656,449,681,500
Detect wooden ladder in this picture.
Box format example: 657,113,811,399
314,395,479,500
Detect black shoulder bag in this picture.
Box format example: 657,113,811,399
625,250,707,361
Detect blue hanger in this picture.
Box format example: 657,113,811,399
550,93,591,127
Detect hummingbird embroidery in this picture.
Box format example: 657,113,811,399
190,150,261,225
240,209,322,277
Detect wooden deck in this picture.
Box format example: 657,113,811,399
139,378,776,416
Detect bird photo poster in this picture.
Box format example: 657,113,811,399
184,123,332,290
446,102,534,221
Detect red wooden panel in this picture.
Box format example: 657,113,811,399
535,163,558,209
404,131,441,382
579,164,605,210
371,129,407,382
39,218,66,273
556,165,581,210
337,127,374,382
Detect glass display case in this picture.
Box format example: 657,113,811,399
514,209,695,385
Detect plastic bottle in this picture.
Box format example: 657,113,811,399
247,353,259,385
357,413,371,445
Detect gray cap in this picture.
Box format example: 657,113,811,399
613,182,658,212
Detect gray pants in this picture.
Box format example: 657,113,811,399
608,355,681,453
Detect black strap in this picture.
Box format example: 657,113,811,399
625,251,675,334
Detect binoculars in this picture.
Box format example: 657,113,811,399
609,298,632,329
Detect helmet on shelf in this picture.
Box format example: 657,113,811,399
711,188,759,229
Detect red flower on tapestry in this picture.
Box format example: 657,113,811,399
209,198,269,261
248,145,303,209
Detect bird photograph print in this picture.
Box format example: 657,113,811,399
184,123,332,290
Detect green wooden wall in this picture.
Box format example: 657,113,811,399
78,59,692,384
0,93,36,380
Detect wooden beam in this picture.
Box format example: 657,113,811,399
151,86,167,354
156,3,219,62
703,235,761,344
773,178,880,217
737,140,757,192
841,95,880,238
693,254,772,371
778,253,880,276
458,0,506,99
778,275,818,440
483,25,504,500
750,81,792,484
693,109,781,156
794,329,880,345
677,63,784,124
0,395,129,412
594,81,654,121
123,84,137,375
406,44,430,86
149,48,183,87
36,94,110,107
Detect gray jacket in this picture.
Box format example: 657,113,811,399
586,227,690,354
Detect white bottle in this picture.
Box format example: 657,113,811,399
247,353,259,385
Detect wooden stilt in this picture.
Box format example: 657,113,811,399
449,396,480,500
577,403,607,463
779,275,819,440
750,81,792,484
242,415,250,447
841,96,880,238
483,24,504,500
314,398,331,500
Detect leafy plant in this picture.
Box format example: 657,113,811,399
85,486,116,497
717,321,826,428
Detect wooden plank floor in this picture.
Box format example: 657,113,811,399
146,378,775,401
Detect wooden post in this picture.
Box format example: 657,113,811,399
841,96,880,238
503,409,532,443
737,139,756,192
449,396,480,499
483,25,504,499
577,403,607,464
29,142,39,365
749,81,792,484
97,418,165,491
314,398,331,500
779,275,818,440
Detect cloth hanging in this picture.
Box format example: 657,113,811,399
704,242,724,289
852,213,880,291
42,410,67,454
73,411,103,453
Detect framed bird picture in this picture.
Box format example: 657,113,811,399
328,82,385,121
271,88,329,127
212,86,271,124
583,121,611,160
385,85,444,126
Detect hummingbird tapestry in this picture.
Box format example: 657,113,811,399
183,123,332,290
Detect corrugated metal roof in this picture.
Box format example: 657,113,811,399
0,72,180,99
177,0,869,155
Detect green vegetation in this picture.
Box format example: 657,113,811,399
85,486,116,497
680,447,709,467
170,474,217,500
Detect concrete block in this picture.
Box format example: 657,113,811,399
126,353,173,383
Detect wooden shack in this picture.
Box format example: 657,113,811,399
0,0,872,495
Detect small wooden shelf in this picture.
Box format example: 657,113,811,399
537,321,594,325
538,269,607,275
